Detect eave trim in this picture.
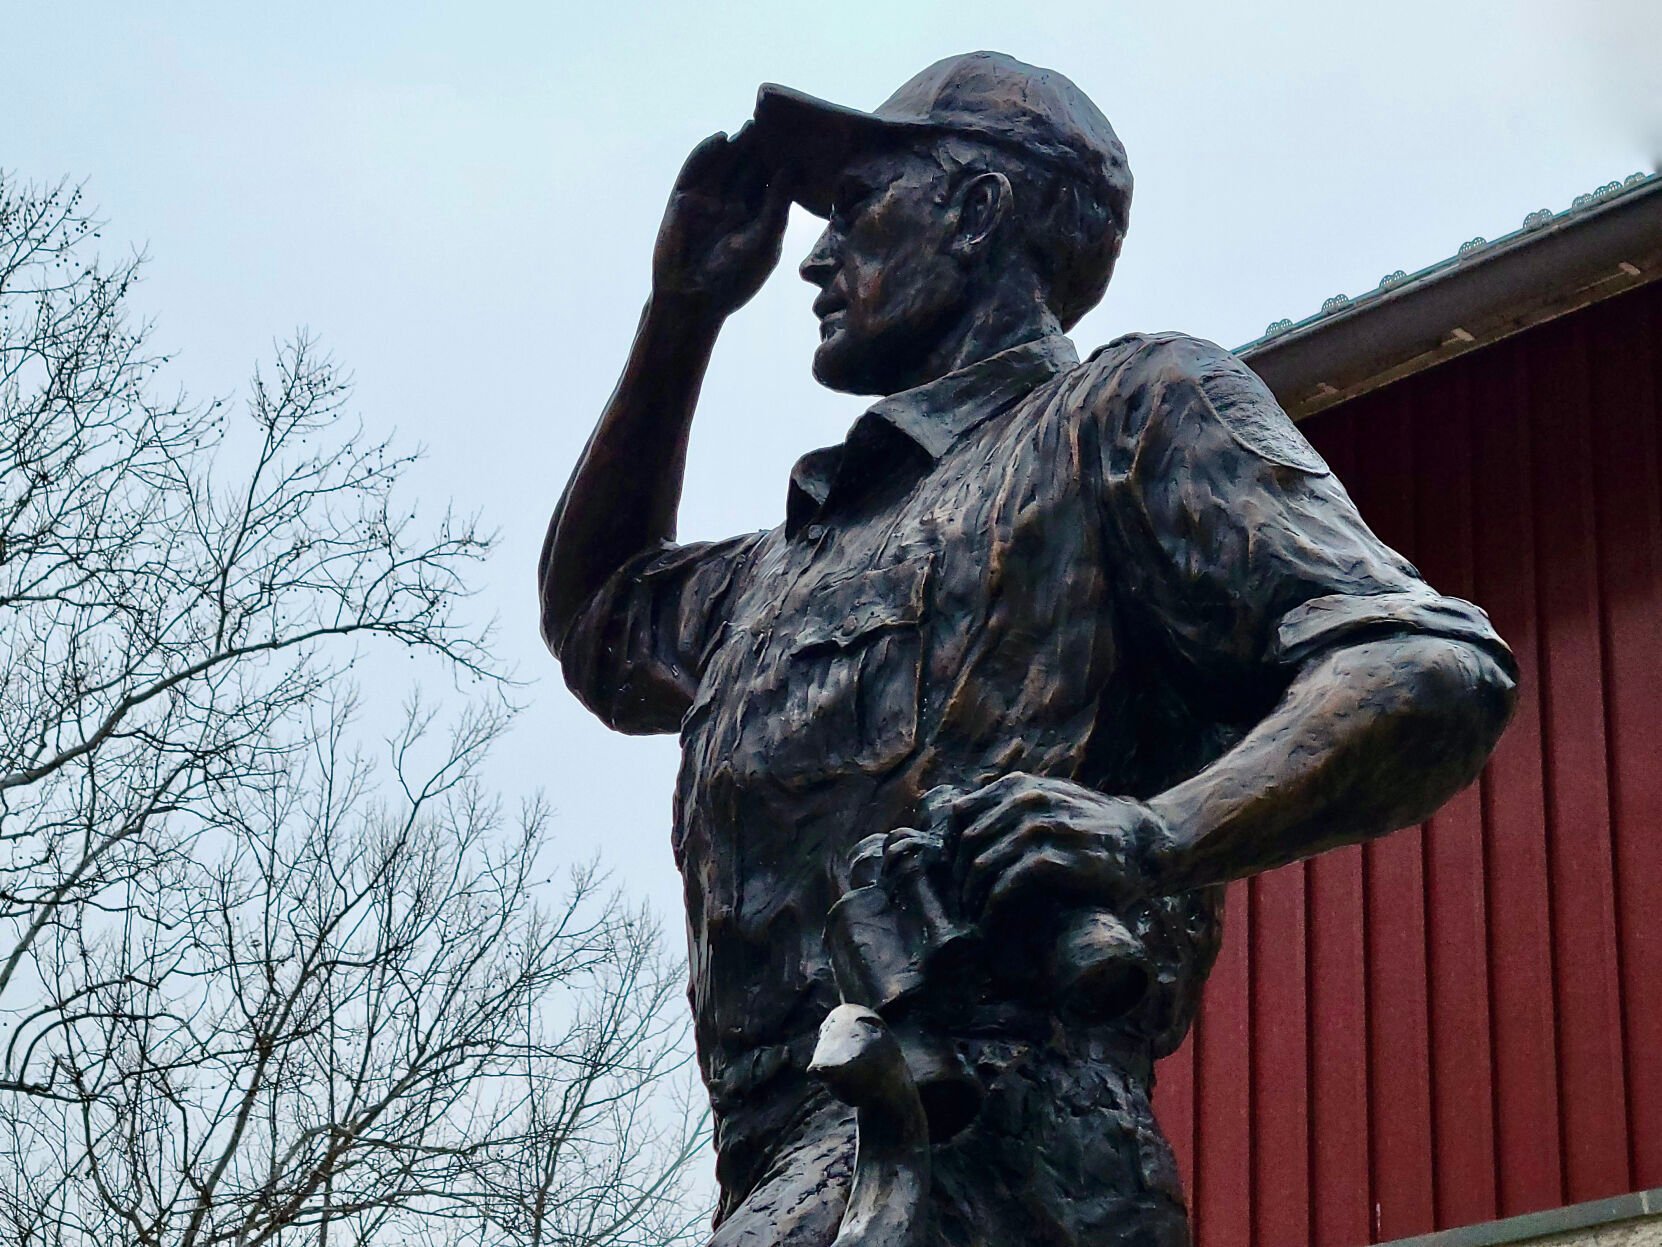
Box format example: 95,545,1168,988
1239,176,1662,421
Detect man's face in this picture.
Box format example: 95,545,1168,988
799,146,973,396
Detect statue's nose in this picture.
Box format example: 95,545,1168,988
799,225,838,286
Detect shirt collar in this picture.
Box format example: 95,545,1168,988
787,333,1079,534
862,331,1080,459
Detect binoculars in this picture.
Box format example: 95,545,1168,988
823,812,1150,1139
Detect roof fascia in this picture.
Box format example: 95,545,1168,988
1240,177,1662,421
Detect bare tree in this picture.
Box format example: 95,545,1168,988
0,173,705,1246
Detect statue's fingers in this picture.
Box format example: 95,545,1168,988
882,829,944,878
883,827,925,859
955,804,1012,858
957,788,1051,850
961,820,1046,911
951,773,1050,829
759,174,793,230
731,179,791,251
920,784,964,829
884,827,932,852
982,845,1078,917
673,131,736,192
715,125,780,206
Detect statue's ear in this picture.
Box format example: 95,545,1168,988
948,171,1012,257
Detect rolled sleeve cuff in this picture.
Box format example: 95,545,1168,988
557,535,760,736
1273,589,1517,676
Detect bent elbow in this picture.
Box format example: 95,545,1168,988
1401,634,1519,781
539,587,574,660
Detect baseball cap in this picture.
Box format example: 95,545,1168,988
751,51,1131,230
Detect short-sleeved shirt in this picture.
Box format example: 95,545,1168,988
558,330,1511,1208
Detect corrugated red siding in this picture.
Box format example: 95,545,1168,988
1153,278,1662,1245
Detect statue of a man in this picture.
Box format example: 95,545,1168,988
541,52,1517,1247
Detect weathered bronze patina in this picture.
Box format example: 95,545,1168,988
541,52,1517,1246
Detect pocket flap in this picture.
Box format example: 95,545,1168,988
791,553,932,652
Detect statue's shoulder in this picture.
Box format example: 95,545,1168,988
1082,329,1238,379
1064,330,1238,431
1079,330,1327,476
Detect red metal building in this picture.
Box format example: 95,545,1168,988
1152,173,1662,1247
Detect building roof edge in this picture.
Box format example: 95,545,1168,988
1239,173,1662,421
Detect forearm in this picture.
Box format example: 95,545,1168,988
1146,635,1517,892
538,293,723,650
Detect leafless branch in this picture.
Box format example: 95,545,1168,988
0,172,706,1247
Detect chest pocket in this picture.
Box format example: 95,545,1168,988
767,551,933,787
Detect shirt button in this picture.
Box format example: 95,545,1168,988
806,524,825,541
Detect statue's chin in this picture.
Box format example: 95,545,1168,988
812,335,898,398
810,338,863,395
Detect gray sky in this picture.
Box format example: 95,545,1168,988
6,0,1657,940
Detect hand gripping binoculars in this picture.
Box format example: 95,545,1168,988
822,790,1152,1139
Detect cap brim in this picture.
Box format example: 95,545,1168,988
751,83,928,217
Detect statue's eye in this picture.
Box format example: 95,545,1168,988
830,185,873,227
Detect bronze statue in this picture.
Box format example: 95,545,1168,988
540,51,1517,1246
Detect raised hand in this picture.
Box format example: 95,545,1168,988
652,127,791,318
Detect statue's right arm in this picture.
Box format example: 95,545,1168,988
538,290,720,652
540,130,789,653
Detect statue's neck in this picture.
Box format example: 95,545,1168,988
902,279,1063,392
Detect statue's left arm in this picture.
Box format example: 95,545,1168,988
951,335,1518,912
1144,629,1514,892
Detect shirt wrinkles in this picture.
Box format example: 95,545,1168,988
785,332,1080,536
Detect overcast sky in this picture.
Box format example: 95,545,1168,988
6,0,1658,947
